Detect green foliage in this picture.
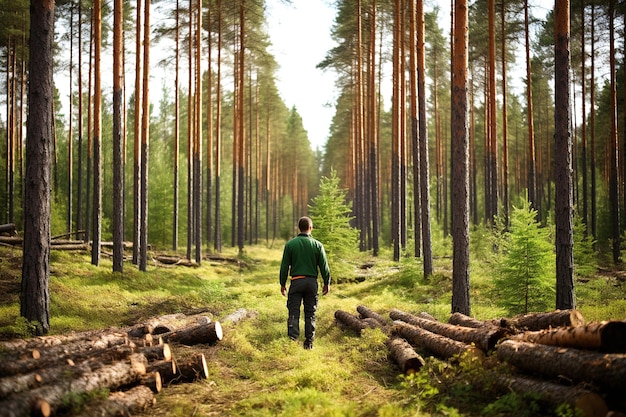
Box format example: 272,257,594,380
573,214,597,278
493,200,555,315
308,170,358,259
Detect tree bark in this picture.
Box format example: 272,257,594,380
112,0,125,273
0,223,16,234
491,373,607,417
21,0,55,336
335,310,368,335
159,322,223,346
510,321,626,352
497,339,626,392
0,353,147,417
502,309,585,331
447,312,501,329
357,305,388,327
554,0,576,306
391,321,483,361
386,336,425,375
82,385,156,416
390,309,505,352
451,0,471,316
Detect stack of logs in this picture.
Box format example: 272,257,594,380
335,306,626,417
0,311,230,417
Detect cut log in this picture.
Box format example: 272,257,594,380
154,255,198,267
391,321,484,361
497,339,626,392
159,321,223,345
138,371,163,393
448,312,501,329
357,305,389,327
390,309,506,352
0,341,134,377
503,309,585,331
0,353,147,417
334,310,368,335
146,360,177,385
386,336,425,375
174,353,209,382
222,308,258,326
415,312,438,322
0,223,16,234
127,312,215,338
491,373,607,417
76,385,156,417
138,343,172,362
510,321,626,352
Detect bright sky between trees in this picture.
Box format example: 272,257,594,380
265,0,338,151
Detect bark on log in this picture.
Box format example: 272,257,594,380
503,309,585,331
386,337,425,375
334,310,368,335
0,341,134,377
497,339,626,392
510,321,626,352
75,385,156,417
357,305,389,327
222,308,258,326
138,343,172,362
159,321,223,345
127,312,214,338
174,353,209,382
146,360,177,385
0,223,16,234
154,255,198,267
390,309,506,352
447,312,502,329
0,353,147,417
138,371,163,393
491,373,607,417
391,321,484,361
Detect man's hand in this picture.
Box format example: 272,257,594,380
322,284,329,295
281,286,287,297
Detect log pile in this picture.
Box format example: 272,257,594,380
334,306,626,417
0,310,230,417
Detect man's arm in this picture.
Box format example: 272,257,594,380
279,245,291,296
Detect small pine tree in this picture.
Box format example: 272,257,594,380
494,200,555,315
308,170,358,259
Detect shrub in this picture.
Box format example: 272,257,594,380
493,199,555,315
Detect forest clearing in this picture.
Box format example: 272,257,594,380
1,243,625,417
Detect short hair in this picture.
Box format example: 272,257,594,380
298,216,313,232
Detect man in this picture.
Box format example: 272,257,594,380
280,216,331,349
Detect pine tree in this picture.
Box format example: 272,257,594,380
494,200,555,315
308,170,358,260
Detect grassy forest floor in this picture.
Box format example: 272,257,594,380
1,243,625,416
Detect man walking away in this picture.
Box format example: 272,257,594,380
279,217,331,349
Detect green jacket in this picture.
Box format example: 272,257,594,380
279,233,331,287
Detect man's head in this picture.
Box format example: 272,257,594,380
298,216,313,233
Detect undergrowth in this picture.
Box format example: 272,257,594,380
0,242,623,416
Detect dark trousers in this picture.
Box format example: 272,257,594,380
287,277,318,342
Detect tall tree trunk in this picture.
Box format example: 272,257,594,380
214,0,223,253
417,0,432,277
112,0,124,273
67,6,74,234
237,1,246,253
451,0,470,315
194,0,203,264
500,0,509,227
173,0,180,251
525,0,537,211
21,0,55,335
77,0,84,238
139,0,151,272
391,0,401,261
409,0,421,259
206,3,213,252
91,0,103,266
132,0,143,264
487,0,498,225
608,0,620,264
580,0,589,232
554,0,576,309
590,0,597,240
368,0,379,257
